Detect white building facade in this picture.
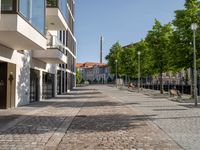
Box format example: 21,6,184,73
0,0,76,109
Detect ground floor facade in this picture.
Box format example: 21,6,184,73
0,45,75,109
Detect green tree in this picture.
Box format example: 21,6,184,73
120,44,137,78
171,0,200,69
134,40,153,78
105,42,123,76
76,69,82,84
146,20,173,93
171,0,200,96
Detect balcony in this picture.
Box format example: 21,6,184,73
0,0,46,50
46,0,68,30
33,35,67,64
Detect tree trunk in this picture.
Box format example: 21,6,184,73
160,72,164,94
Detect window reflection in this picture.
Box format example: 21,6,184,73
31,0,45,34
19,0,29,19
59,0,68,22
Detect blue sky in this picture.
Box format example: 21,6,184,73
75,0,185,63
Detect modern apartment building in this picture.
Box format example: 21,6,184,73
0,0,76,109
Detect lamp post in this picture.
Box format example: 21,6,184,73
115,59,118,87
137,51,141,92
191,23,198,106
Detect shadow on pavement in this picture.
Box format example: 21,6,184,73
54,95,107,99
65,91,102,95
179,104,200,108
153,108,187,111
72,88,96,91
0,114,156,135
21,101,140,108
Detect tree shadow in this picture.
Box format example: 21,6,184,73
0,114,156,135
17,54,31,106
21,100,140,108
149,96,169,99
72,88,96,91
66,91,102,95
54,95,108,99
179,104,200,108
153,108,187,111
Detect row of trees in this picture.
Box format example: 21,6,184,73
106,0,200,94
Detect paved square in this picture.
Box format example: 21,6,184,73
0,86,183,149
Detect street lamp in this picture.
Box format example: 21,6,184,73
115,59,118,87
137,51,141,92
191,23,198,106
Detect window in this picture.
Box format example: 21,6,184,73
1,0,13,11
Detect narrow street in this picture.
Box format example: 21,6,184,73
1,85,196,149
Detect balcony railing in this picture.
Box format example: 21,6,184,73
47,34,65,53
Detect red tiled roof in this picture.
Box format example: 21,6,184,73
76,62,107,68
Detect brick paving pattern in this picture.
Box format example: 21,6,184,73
0,87,181,149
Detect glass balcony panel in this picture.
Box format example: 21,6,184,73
31,0,45,34
59,0,68,21
19,0,30,19
47,34,64,53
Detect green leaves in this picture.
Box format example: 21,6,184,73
76,69,82,84
146,20,173,75
105,42,123,75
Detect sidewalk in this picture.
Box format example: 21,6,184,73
0,86,181,149
99,85,200,150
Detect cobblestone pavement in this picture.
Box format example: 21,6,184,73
98,85,200,150
0,86,181,150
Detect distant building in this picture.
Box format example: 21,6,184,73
76,62,113,83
